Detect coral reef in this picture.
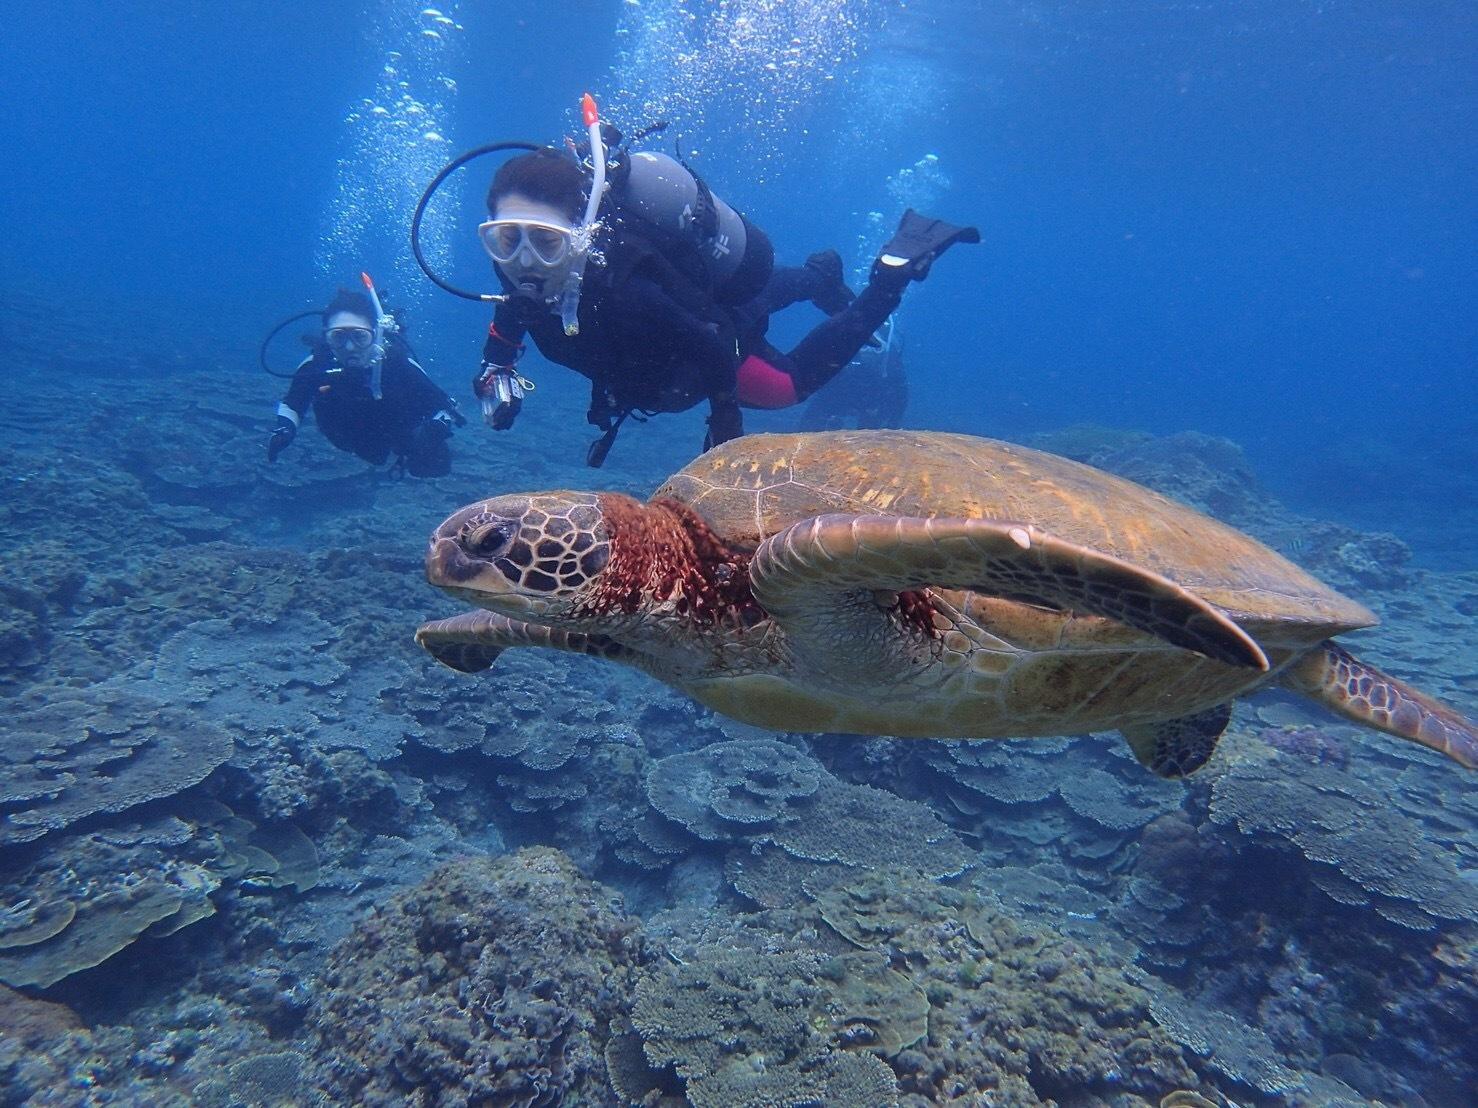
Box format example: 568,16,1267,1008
630,940,903,1108
2,295,1475,1107
309,848,646,1107
640,864,1197,1106
1208,742,1478,929
646,738,975,881
2,688,233,846
0,803,319,989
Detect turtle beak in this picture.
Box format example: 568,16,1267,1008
426,533,485,586
424,502,523,608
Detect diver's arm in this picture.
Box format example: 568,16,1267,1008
267,356,319,461
279,356,320,422
400,349,465,428
474,308,529,430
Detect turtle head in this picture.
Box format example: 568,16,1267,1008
425,492,615,622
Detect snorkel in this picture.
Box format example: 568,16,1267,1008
335,271,390,395
554,92,608,336
359,271,395,347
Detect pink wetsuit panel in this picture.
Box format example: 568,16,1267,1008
735,355,798,409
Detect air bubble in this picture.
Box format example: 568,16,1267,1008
319,0,467,309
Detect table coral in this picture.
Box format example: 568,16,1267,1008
646,739,974,882
1,687,232,846
1209,744,1478,927
1145,989,1300,1096
646,738,824,840
1058,766,1186,832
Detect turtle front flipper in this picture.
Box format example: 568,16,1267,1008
415,610,627,674
750,514,1269,670
1281,641,1478,769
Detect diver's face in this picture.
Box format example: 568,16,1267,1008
324,310,379,369
486,194,577,299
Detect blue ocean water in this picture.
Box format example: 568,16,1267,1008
2,3,1475,1106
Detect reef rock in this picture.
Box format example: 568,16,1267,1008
309,847,646,1107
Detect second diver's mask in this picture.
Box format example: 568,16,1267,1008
323,311,383,373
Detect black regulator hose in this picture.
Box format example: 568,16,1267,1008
258,310,322,378
410,140,541,302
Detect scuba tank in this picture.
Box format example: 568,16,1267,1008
609,151,773,307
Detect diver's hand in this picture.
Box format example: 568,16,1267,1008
266,417,296,462
703,396,744,451
474,365,523,431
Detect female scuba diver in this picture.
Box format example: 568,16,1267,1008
417,95,978,465
265,278,464,477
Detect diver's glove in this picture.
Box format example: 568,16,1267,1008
474,364,524,431
403,412,455,464
266,417,297,462
703,395,744,451
804,249,856,315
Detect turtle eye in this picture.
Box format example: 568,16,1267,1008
465,520,515,558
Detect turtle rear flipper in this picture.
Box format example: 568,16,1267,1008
750,514,1269,670
1122,703,1232,778
415,610,627,674
1281,641,1478,768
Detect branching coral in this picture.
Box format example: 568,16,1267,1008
630,940,902,1108
309,848,646,1107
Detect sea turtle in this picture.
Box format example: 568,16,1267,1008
416,430,1477,777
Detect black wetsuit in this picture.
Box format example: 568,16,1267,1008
799,332,908,430
728,265,908,409
484,221,742,423
485,241,906,422
279,339,456,476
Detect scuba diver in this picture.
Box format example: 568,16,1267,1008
799,317,909,431
265,281,465,477
414,95,978,465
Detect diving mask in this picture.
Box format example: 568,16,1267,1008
478,219,575,267
326,325,375,352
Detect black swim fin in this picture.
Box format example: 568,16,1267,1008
874,208,981,284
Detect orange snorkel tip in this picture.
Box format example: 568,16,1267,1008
581,92,599,128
